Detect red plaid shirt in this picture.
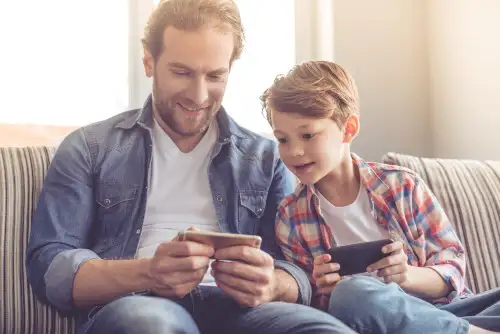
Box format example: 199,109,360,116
276,154,471,309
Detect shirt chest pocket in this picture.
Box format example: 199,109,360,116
95,184,138,241
238,190,267,234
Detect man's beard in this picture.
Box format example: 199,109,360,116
153,87,216,137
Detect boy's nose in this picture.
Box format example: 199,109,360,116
290,145,305,157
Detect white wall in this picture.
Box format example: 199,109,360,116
428,0,500,160
333,0,431,161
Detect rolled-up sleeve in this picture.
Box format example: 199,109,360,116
411,176,467,301
26,129,99,312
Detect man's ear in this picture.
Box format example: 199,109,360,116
343,115,360,143
143,48,155,78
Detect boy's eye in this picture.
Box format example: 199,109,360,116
302,133,315,140
277,138,288,144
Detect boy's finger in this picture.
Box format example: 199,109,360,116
382,241,403,254
314,262,340,276
314,253,331,265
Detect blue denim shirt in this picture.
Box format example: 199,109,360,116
26,96,311,313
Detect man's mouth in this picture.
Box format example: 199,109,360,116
178,103,208,113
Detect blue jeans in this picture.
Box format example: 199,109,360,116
328,276,500,334
78,286,356,334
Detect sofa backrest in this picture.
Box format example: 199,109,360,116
383,152,500,294
0,147,77,334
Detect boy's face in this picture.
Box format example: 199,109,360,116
272,111,353,185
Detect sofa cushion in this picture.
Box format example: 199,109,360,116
382,152,500,294
0,147,77,334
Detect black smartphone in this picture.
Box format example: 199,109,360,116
327,239,393,276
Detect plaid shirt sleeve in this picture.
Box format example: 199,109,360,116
275,202,314,275
410,175,467,301
275,199,331,309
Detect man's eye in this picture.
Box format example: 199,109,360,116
277,138,288,143
302,133,315,140
172,70,190,76
208,74,224,81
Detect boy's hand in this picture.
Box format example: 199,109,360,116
366,241,408,284
313,254,341,294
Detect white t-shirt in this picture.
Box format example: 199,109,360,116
315,184,389,246
315,184,390,278
136,119,220,285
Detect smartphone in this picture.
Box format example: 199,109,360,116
327,239,393,276
177,230,262,249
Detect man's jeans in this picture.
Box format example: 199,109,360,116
79,286,355,334
328,276,500,334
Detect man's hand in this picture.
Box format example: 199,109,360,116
367,240,409,284
313,254,341,294
148,231,214,298
211,246,276,307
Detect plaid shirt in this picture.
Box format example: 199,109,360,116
276,153,472,310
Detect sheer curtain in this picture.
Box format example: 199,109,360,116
0,0,299,139
0,0,129,126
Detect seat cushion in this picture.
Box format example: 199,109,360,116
0,147,77,334
382,152,500,294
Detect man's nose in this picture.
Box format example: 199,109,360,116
186,77,209,106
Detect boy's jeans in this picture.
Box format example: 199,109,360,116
329,276,500,334
78,286,355,334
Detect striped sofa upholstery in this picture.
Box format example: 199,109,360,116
383,152,500,294
0,147,77,334
2,147,499,333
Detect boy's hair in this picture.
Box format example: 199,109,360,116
142,0,244,62
260,61,359,128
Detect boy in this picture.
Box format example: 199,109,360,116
260,60,500,334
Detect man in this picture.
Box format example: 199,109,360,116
26,1,354,333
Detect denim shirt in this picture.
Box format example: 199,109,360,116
25,96,311,313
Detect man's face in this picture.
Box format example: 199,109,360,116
144,26,234,137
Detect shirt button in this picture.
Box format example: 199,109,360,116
256,208,263,214
136,229,141,235
104,199,111,206
216,195,223,202
223,138,230,143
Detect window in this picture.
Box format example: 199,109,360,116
0,1,129,126
0,0,297,145
222,0,296,134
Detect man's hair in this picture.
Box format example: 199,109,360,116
142,0,244,62
260,61,359,128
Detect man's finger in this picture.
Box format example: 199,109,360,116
213,271,258,295
156,255,211,272
159,268,207,285
211,260,268,283
214,246,273,266
158,240,214,257
216,281,259,308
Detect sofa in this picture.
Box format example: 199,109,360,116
1,147,499,334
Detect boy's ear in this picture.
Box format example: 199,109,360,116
343,115,360,143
